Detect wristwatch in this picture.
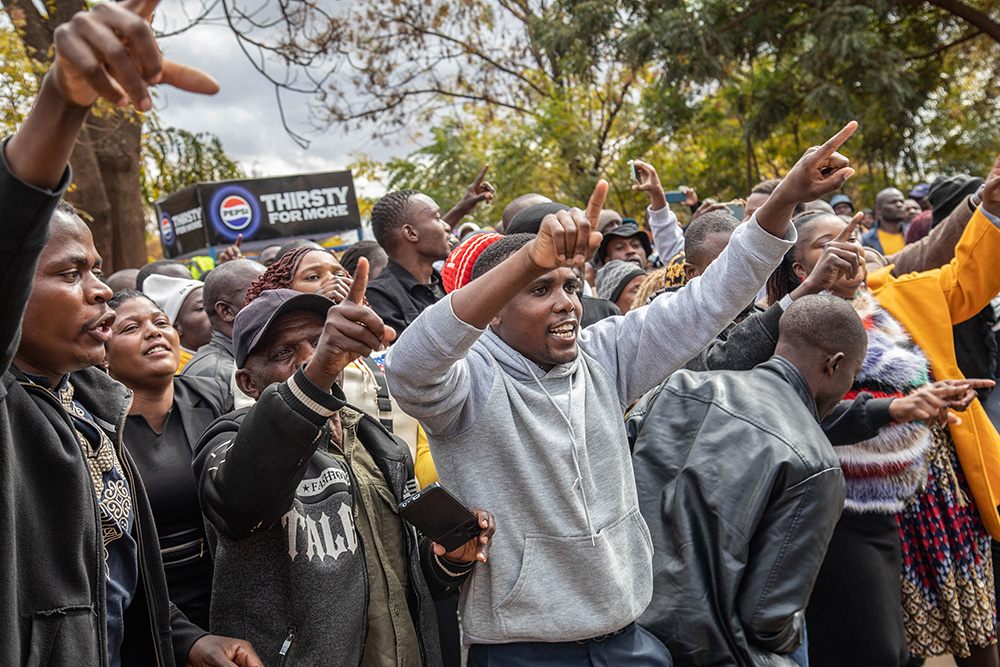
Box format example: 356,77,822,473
969,184,986,211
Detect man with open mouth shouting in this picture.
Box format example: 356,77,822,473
385,122,859,666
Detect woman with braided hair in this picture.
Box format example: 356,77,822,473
245,245,353,305
767,207,1000,667
243,244,423,462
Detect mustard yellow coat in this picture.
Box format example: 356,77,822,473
868,208,1000,539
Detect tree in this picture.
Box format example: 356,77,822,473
0,7,247,269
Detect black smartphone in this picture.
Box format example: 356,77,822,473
397,483,481,552
664,190,687,203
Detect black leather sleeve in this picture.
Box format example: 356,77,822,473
193,366,347,540
686,303,782,372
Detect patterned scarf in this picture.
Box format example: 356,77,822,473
837,290,933,513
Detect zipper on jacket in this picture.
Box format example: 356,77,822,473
340,455,370,662
277,626,298,666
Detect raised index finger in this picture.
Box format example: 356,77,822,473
346,257,369,304
121,0,161,22
833,213,861,243
472,164,489,188
815,121,858,160
585,179,609,229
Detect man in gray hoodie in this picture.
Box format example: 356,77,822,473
385,124,859,666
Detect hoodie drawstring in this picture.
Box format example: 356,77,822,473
522,360,597,545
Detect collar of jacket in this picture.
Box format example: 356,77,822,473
209,329,235,358
13,364,132,434
383,257,443,294
761,356,819,422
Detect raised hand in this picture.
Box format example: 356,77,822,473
585,179,609,230
52,0,219,111
444,164,495,226
435,509,496,564
528,209,603,271
755,121,857,238
791,213,864,297
631,160,667,210
774,122,858,204
217,235,243,264
302,258,395,391
980,151,1000,218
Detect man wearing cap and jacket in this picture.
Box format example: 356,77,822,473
596,223,653,269
193,286,495,666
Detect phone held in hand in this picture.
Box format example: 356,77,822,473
397,483,481,552
722,201,745,220
664,191,687,203
629,160,639,184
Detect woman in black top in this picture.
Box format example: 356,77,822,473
105,290,230,629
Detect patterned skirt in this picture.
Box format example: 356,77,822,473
896,426,997,658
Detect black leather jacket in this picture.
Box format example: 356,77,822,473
628,357,845,666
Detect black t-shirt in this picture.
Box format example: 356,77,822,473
125,376,227,629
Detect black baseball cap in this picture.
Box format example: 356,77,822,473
233,289,333,368
505,202,571,235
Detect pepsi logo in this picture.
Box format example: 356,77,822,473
159,213,175,245
219,195,253,231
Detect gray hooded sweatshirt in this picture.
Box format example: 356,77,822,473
386,216,795,645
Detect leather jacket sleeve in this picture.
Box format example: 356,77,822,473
194,366,347,540
736,466,845,654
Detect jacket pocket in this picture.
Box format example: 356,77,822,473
493,507,653,641
26,605,98,667
276,626,298,667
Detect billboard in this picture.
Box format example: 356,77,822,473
155,171,362,259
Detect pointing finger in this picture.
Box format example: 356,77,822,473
157,59,220,95
472,164,489,188
121,0,161,22
346,257,369,304
833,213,861,243
816,121,858,159
586,179,608,229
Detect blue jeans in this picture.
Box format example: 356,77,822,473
467,623,673,666
790,626,809,667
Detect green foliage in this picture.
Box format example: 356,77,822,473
352,0,1000,218
141,115,247,207
0,22,38,135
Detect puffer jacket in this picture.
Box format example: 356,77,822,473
628,357,845,667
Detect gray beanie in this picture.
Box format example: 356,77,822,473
596,259,646,304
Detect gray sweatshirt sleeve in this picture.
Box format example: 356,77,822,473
385,295,493,438
579,214,796,406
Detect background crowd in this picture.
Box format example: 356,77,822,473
4,2,1000,667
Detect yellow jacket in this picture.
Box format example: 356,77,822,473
868,208,1000,538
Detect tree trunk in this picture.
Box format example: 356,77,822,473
2,0,147,271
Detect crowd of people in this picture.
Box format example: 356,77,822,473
5,2,1000,667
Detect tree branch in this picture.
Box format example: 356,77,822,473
919,0,1000,44
719,0,780,33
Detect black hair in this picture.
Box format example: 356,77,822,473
765,211,841,306
751,178,782,195
370,189,419,252
683,211,739,269
108,289,158,312
274,238,323,263
778,293,867,360
471,234,534,281
340,240,387,277
203,258,265,329
136,260,190,291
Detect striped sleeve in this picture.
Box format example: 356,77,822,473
276,365,347,425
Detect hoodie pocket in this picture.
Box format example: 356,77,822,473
494,507,653,640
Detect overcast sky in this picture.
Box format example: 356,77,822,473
153,7,414,198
